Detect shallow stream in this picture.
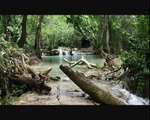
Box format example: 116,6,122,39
16,54,149,105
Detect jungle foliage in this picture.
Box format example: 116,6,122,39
0,15,149,98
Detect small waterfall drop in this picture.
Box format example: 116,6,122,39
111,82,149,105
91,80,149,105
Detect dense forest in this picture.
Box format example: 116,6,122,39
0,15,149,105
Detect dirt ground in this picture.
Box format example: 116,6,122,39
11,77,99,105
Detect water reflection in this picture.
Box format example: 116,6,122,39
41,55,102,77
42,55,101,65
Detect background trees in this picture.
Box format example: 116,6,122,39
121,15,149,97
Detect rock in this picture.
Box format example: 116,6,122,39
51,49,60,55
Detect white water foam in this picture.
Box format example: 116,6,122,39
112,83,149,105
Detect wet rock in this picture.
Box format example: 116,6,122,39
50,49,60,55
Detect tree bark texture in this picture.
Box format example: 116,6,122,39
18,15,27,48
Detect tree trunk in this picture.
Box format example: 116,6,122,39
34,15,44,50
108,15,112,53
99,15,105,49
106,16,110,53
17,15,27,48
118,38,123,50
99,15,111,53
1,79,10,99
3,15,11,41
60,65,127,105
3,15,8,34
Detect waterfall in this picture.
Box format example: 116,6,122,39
111,82,149,105
60,50,63,55
65,51,69,55
104,80,149,105
91,80,149,105
58,48,63,56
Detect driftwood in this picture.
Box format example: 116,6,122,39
63,58,76,66
8,75,51,92
64,51,124,82
101,49,115,70
64,56,97,69
84,49,124,81
0,67,52,94
27,67,39,79
14,55,53,80
0,54,54,101
60,65,127,105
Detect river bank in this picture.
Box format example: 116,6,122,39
3,50,148,105
10,61,149,105
10,77,149,105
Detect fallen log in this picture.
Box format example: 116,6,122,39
8,74,51,92
64,56,97,69
0,51,54,101
60,65,127,105
63,58,75,66
0,67,51,93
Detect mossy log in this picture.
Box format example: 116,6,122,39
60,65,127,105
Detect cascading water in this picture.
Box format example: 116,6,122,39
64,51,69,55
112,83,149,105
58,47,70,56
58,49,63,55
91,80,149,105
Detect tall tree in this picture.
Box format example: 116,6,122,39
17,15,27,48
3,15,8,34
2,15,11,41
34,15,44,50
105,15,110,53
99,15,111,53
